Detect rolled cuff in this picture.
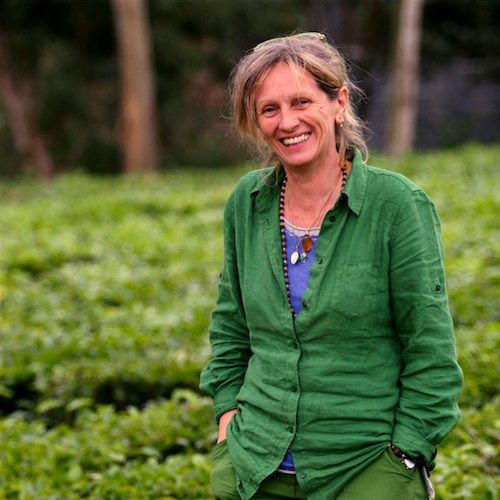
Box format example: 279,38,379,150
213,386,241,424
392,423,437,470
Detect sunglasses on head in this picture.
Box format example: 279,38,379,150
253,32,327,52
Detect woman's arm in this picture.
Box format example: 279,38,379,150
199,192,253,423
389,189,463,469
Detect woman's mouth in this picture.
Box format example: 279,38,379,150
281,133,311,146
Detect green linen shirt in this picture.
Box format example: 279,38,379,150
199,153,463,500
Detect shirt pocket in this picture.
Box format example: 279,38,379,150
330,263,381,321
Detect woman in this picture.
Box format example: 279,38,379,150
199,33,462,500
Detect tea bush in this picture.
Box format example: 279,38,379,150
0,168,245,412
1,144,499,498
0,390,216,499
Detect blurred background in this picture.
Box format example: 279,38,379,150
1,0,499,177
1,2,499,497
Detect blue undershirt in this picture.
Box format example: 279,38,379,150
283,218,320,315
277,219,320,474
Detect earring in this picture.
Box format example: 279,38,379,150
338,116,344,128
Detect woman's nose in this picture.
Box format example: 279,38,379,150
279,107,299,131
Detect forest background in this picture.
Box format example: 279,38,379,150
1,0,500,175
1,0,500,499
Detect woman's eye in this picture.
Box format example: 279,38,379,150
262,106,277,115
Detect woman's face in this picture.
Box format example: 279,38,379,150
255,62,347,173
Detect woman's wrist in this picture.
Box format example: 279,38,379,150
390,444,425,468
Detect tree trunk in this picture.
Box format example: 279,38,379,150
0,34,54,178
111,0,159,173
386,0,425,156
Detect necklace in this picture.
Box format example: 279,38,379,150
287,169,341,264
279,158,349,317
286,214,304,265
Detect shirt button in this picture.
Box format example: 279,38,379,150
435,284,441,291
340,194,347,202
291,386,297,392
289,426,294,433
302,301,307,309
317,258,323,264
292,342,298,349
329,215,336,222
300,472,306,478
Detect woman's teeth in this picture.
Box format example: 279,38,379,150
282,133,311,146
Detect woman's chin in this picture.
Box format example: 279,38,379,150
279,153,323,172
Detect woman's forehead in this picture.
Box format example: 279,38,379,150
255,63,319,102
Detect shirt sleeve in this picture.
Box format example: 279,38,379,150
389,189,463,470
199,192,252,423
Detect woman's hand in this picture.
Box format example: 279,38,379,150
217,409,238,443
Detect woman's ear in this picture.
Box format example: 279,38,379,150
336,86,349,121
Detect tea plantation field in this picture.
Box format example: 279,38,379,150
1,144,499,499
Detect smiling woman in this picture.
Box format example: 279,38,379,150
255,62,345,176
229,33,367,174
199,33,463,500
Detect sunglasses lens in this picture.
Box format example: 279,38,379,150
254,33,326,52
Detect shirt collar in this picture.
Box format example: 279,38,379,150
250,150,368,216
251,167,284,212
342,150,368,216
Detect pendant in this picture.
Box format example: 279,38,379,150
291,251,300,265
301,234,313,252
299,252,307,263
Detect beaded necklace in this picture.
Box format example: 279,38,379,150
280,159,348,317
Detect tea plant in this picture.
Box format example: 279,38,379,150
1,144,499,498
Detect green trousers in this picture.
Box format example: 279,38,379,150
211,440,429,500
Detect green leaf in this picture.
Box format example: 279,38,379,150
0,385,14,399
66,397,94,413
35,398,65,414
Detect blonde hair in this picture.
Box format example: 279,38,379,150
229,34,368,170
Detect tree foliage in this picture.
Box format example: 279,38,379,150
1,1,499,174
0,0,307,174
